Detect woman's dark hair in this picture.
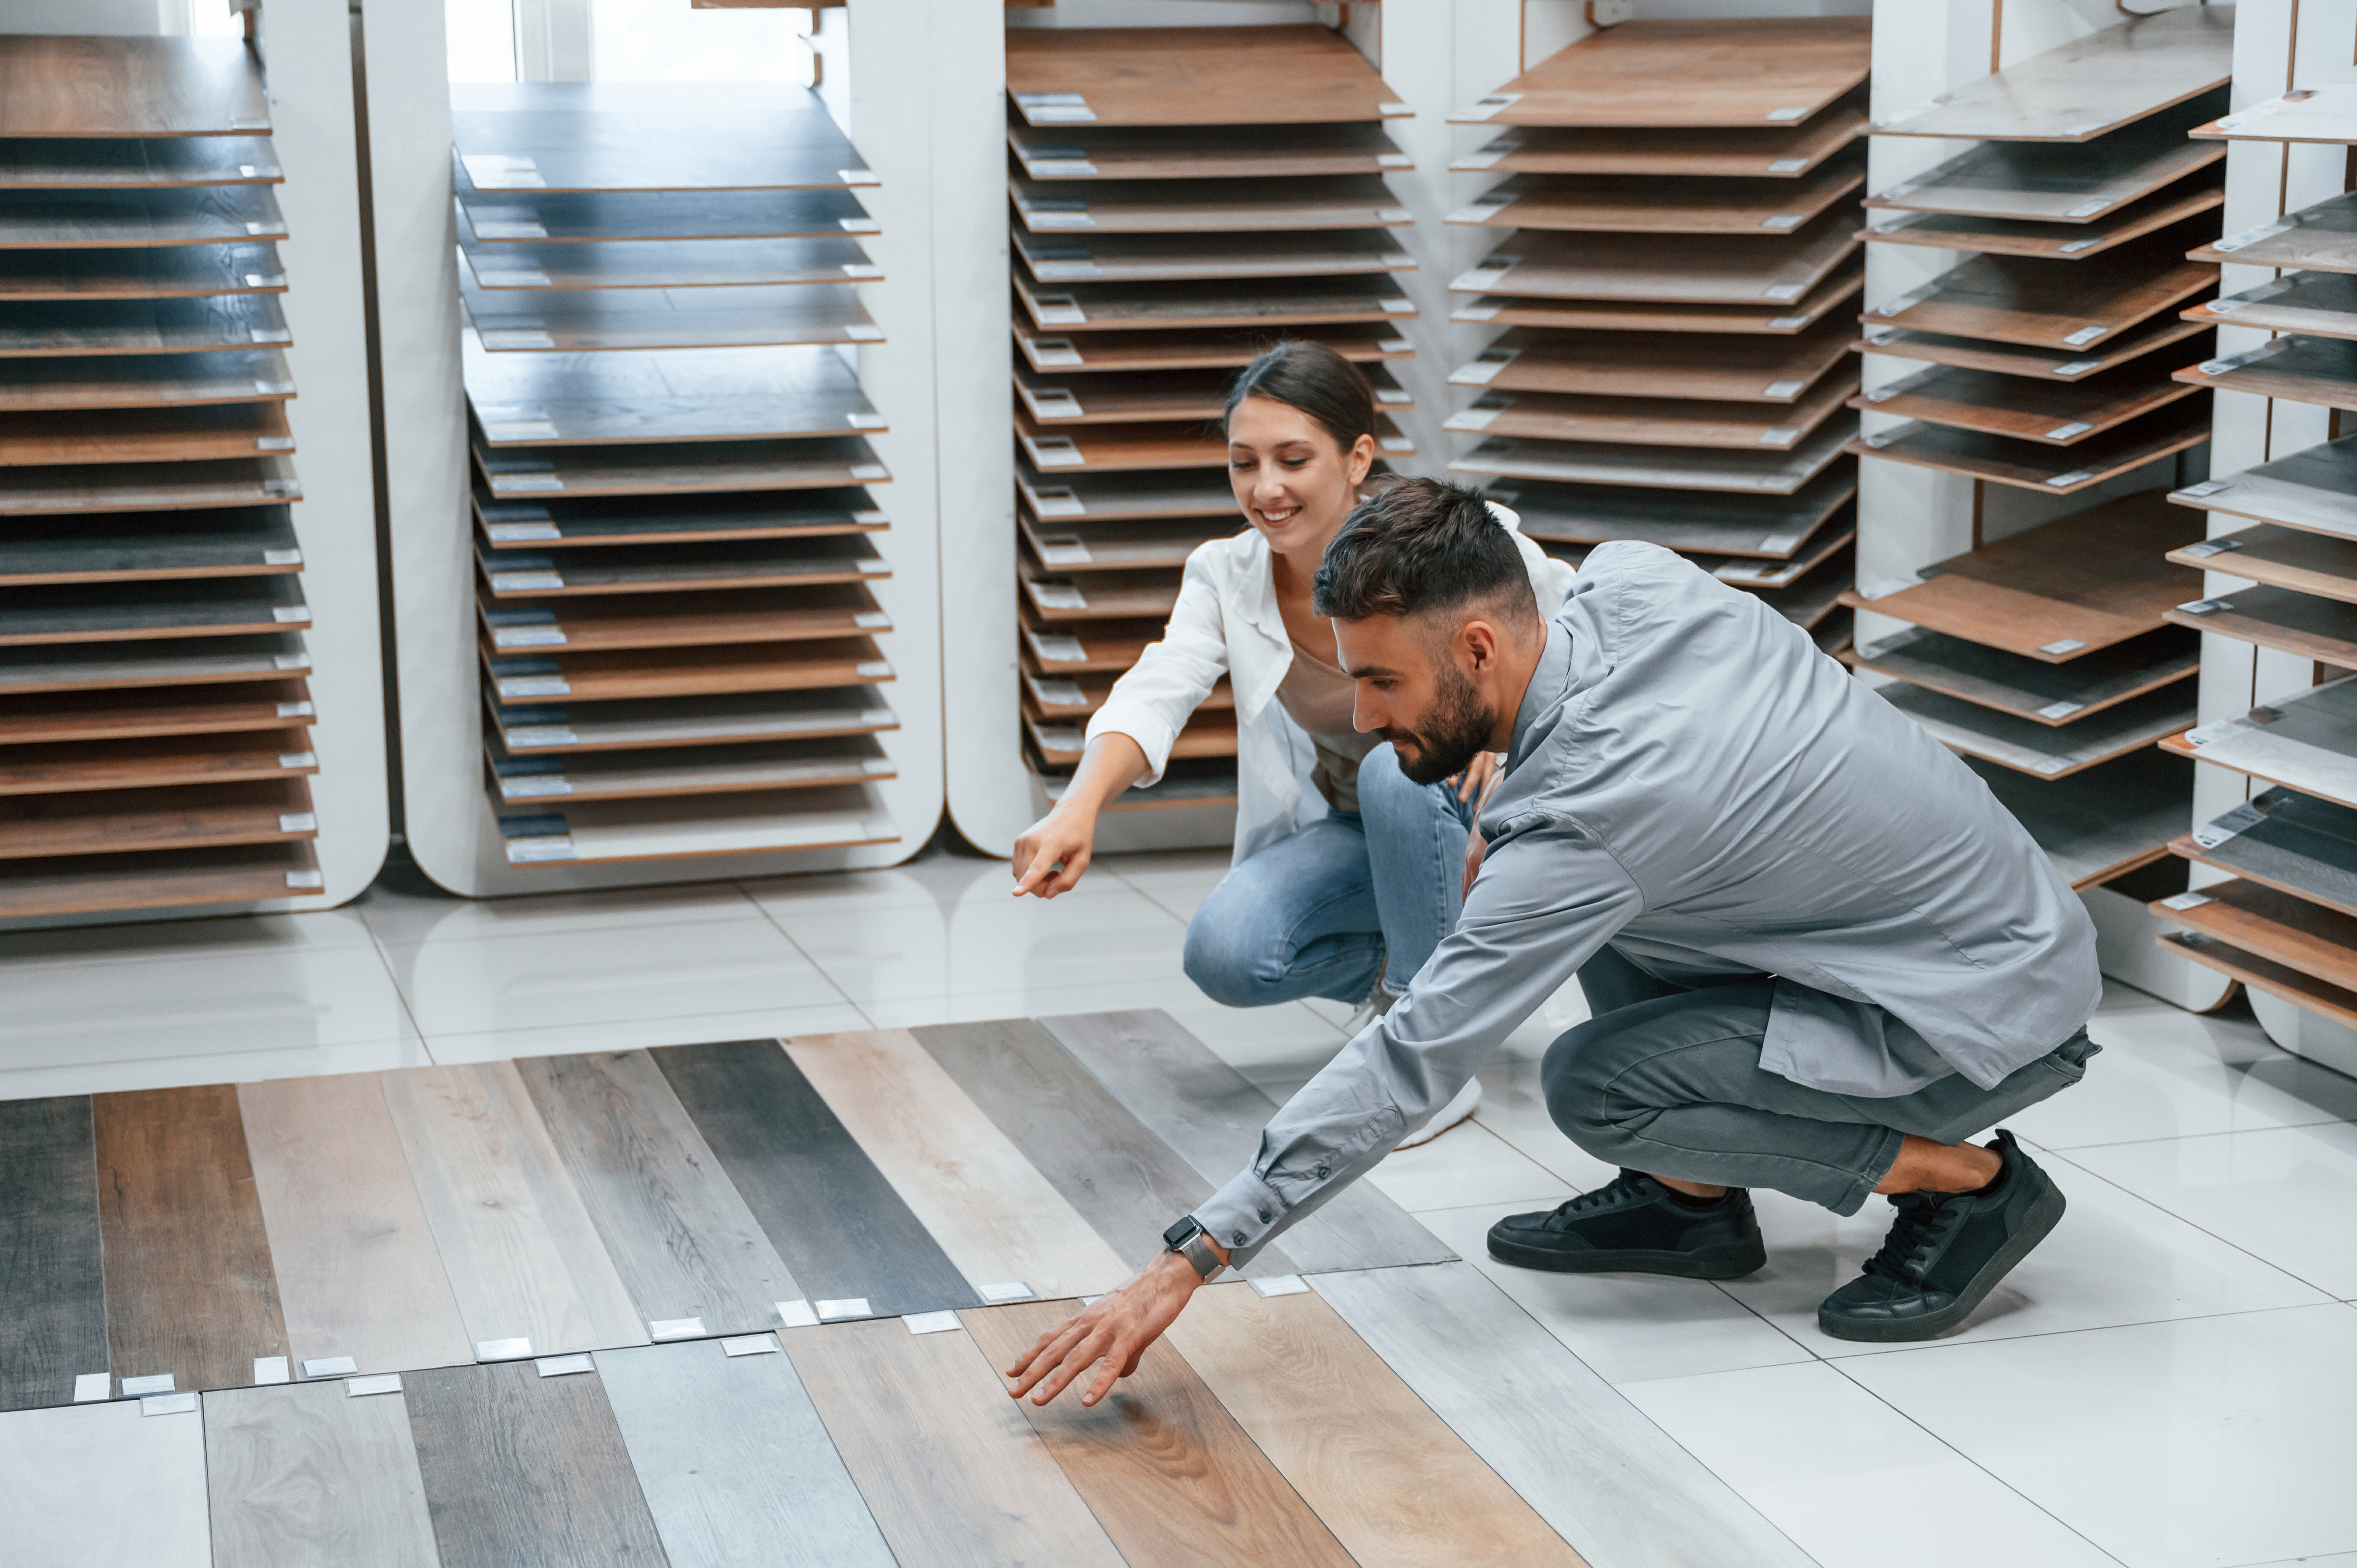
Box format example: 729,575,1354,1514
1222,339,1376,454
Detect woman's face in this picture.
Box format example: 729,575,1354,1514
1226,394,1374,558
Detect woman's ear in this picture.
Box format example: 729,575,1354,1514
1346,431,1376,486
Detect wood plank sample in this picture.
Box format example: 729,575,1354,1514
237,1073,472,1379
1464,317,1853,400
0,1095,108,1413
963,1298,1357,1568
477,537,882,598
0,348,291,410
1873,6,2234,141
456,184,871,243
204,1380,441,1568
1457,211,1857,305
463,339,878,445
1858,361,2198,444
1455,17,1869,128
2171,436,2357,540
1878,680,2191,778
0,186,284,250
464,282,877,353
92,1083,288,1393
1018,510,1237,569
461,233,873,290
1453,418,1853,494
1451,98,1867,179
489,736,890,806
0,293,290,357
0,241,286,305
1010,120,1410,182
1166,1282,1584,1565
0,838,320,919
1981,745,2191,886
654,1038,980,1316
1017,365,1367,427
379,1063,648,1358
1749,541,1852,629
0,35,269,139
0,454,300,516
2196,268,2357,340
451,80,869,192
1857,312,2211,381
0,578,307,646
514,1050,800,1336
0,778,316,858
478,585,884,654
1012,227,1414,284
2163,676,2357,810
474,486,882,548
2151,877,2357,993
2176,334,2357,410
1006,26,1396,128
487,640,885,704
476,436,885,500
1868,97,2225,221
1839,491,2201,659
1454,372,1854,450
1012,317,1413,374
1012,174,1409,234
405,1358,668,1568
1015,270,1415,331
2159,929,2357,1029
1452,162,1863,235
1029,710,1234,767
0,135,278,190
0,632,309,695
2168,585,2357,666
1852,625,2197,724
1861,186,2220,261
493,786,896,867
1851,400,2209,493
0,1398,210,1568
1316,1262,1816,1568
1455,256,1862,336
1867,246,2217,347
486,688,896,756
1018,415,1224,472
1492,467,1855,557
1022,616,1163,673
1038,1010,1453,1273
0,506,298,584
1019,462,1232,521
595,1338,895,1568
2195,190,2357,272
2177,787,2357,922
0,400,292,466
2193,83,2357,144
2171,523,2357,605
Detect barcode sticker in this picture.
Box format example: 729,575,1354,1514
2213,219,2293,253
2062,326,2110,346
2064,199,2112,218
2036,701,2084,720
2194,800,2269,848
1454,93,1522,121
2160,892,2216,911
2038,639,2087,656
2179,479,2231,498
1025,630,1087,663
1450,348,1521,386
1768,315,1814,329
2043,470,2095,489
2176,598,2235,615
1765,106,1810,121
2052,358,2104,377
1768,157,1811,173
2045,422,2094,441
2180,537,2245,560
493,627,566,647
1026,158,1097,177
1761,213,1806,230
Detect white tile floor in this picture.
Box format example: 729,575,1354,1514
6,841,2354,1568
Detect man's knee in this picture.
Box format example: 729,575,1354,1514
1542,1017,1633,1152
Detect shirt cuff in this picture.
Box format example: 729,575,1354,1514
1085,699,1178,788
1194,1168,1290,1269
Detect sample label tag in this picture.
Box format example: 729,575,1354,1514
121,1375,175,1397
648,1318,705,1341
2036,701,2084,720
816,1299,871,1322
1454,93,1522,121
722,1335,781,1357
2194,800,2269,848
2038,639,2088,656
1768,157,1811,173
1248,1275,1312,1297
2159,892,2216,911
980,1282,1037,1303
2177,598,2235,615
777,1299,821,1329
2051,359,2104,377
73,1374,109,1403
301,1357,358,1379
2179,479,2231,499
903,1312,962,1335
142,1393,199,1417
536,1354,594,1377
2045,422,2094,441
2043,470,2094,489
346,1374,402,1398
1014,92,1095,124
475,1338,532,1362
2061,325,2110,346
2179,537,2246,560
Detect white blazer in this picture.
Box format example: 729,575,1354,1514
1085,502,1576,866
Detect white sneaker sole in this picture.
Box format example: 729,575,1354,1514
1396,1078,1482,1149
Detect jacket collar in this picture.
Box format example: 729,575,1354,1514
1508,621,1572,767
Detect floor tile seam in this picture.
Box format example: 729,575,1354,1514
2040,1113,2357,1155
362,937,435,1063
2043,1146,2354,1302
0,1028,427,1082
1801,1299,2355,1363
417,994,876,1052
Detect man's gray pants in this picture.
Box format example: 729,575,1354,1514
1543,947,2098,1215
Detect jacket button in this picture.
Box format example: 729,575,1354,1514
1231,1232,1246,1247
1315,1165,1329,1179
1258,1209,1272,1222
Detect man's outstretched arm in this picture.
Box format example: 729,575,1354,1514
1002,1238,1227,1407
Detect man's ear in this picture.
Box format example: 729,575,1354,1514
1459,615,1502,672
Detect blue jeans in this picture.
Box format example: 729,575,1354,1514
1183,742,1473,1007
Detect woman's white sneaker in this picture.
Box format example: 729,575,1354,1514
1396,1074,1482,1148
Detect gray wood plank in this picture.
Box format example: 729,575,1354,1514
0,576,306,646
2194,787,2357,918
0,1095,108,1412
456,182,871,242
595,1338,893,1568
0,1396,210,1568
0,136,279,190
204,1381,440,1568
0,242,285,304
1038,1010,1454,1273
451,80,870,193
463,337,878,444
0,295,288,357
1312,1263,1819,1568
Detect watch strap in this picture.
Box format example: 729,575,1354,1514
1163,1216,1227,1281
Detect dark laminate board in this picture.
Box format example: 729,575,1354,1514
1454,418,1854,494
1457,211,1857,305
0,347,289,408
477,585,885,653
595,1338,894,1568
0,575,307,645
1455,371,1854,450
2197,268,2357,340
452,80,870,192
0,837,319,918
456,184,872,242
1012,227,1413,284
0,136,277,190
1452,98,1867,178
1021,617,1162,672
1025,669,1234,717
1852,400,2209,493
0,728,314,797
2179,788,2357,921
0,293,289,357
474,486,881,548
1857,312,2211,381
0,1096,108,1413
0,35,269,138
1038,1011,1453,1273
2177,333,2357,410
463,338,878,444
1861,189,2222,261
1488,467,1854,557
1852,624,2198,724
2195,190,2357,272
1872,6,2234,142
0,186,284,250
464,282,878,352
0,777,315,858
1455,256,1862,336
1750,544,1852,630
0,631,309,693
0,241,285,302
1010,120,1409,181
1858,361,2200,444
483,639,887,704
1972,745,2186,887
0,679,307,743
515,1050,803,1336
0,506,298,583
1018,365,1387,426
489,736,890,805
1011,317,1413,374
0,454,299,515
204,1380,442,1568
1867,96,2225,221
475,437,885,500
1015,270,1415,331
1006,25,1398,128
1458,16,1869,128
654,1038,980,1317
1466,317,1853,400
2168,584,2357,665
92,1083,288,1395
2171,522,2357,604
476,536,883,597
2171,437,2357,540
485,688,895,755
1866,245,2216,348
1454,160,1863,235
459,233,874,289
1880,679,2193,778
1018,462,1232,521
405,1358,668,1568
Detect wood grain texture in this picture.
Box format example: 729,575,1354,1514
1862,187,2220,262
1453,419,1853,495
1851,625,2197,725
450,80,868,194
2172,435,2357,539
0,633,306,694
1453,99,1866,179
2176,788,2357,922
0,1396,209,1568
2166,585,2357,666
0,455,299,518
1020,565,1183,621
1873,5,2232,142
0,294,289,356
463,280,877,352
0,506,298,584
0,243,286,305
0,136,279,191
1877,681,2192,779
1870,245,2216,348
1038,1011,1454,1273
2159,680,2357,811
1466,214,1857,306
497,789,895,867
1498,468,1854,557
2169,522,2357,605
961,1299,1352,1568
1316,1262,1814,1568
1468,17,1868,128
472,488,882,550
2195,268,2357,341
462,237,870,291
1476,318,1854,400
0,682,310,744
205,1380,440,1568
237,1074,473,1377
2178,333,2357,411
463,338,877,444
1457,256,1861,336
1011,120,1409,181
782,1314,1126,1567
2191,190,2357,273
0,348,292,410
1016,464,1231,520
1011,318,1412,374
516,1049,800,1334
484,689,897,756
595,1338,894,1568
0,1095,108,1412
654,1038,979,1316
2152,877,2357,992
1859,360,2198,443
457,185,871,243
1465,372,1853,450
474,586,884,653
1867,97,2223,221
1006,25,1395,128
0,35,269,138
1015,270,1414,331
474,435,883,500
2159,929,2357,1027
1858,312,2210,381
1167,1281,1584,1566
1850,401,2209,493
0,728,316,795
1464,161,1863,235
0,186,285,251
1012,174,1408,235
490,738,889,806
475,536,883,597
484,638,887,703
379,1062,647,1357
404,1358,668,1567
1967,749,2190,888
0,778,315,860
93,1083,287,1392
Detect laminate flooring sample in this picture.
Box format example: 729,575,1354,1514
2164,678,2357,810
515,1049,800,1336
782,1314,1125,1567
0,185,285,250
495,787,894,866
405,1358,667,1568
0,399,293,466
1467,318,1853,400
1457,16,1868,128
595,1338,893,1568
1873,5,2232,142
1851,624,2197,723
1012,227,1413,284
0,838,321,919
0,454,299,516
2168,584,2357,666
474,487,882,548
1857,312,2209,381
92,1083,288,1394
1458,214,1857,305
1018,414,1225,470
1860,361,2198,443
451,80,870,192
0,293,290,356
654,1037,979,1316
1009,119,1409,181
1455,162,1863,235
1868,245,2216,348
2196,190,2357,272
0,506,299,583
1017,511,1236,570
1011,318,1412,374
1496,467,1854,556
1880,680,2192,778
2153,878,2357,992
1868,96,2223,221
2158,930,2357,1025
1021,617,1162,672
0,1095,108,1412
1316,1262,1814,1568
463,339,878,445
1454,419,1853,493
1018,463,1232,521
459,233,873,289
1453,98,1867,179
1010,174,1407,235
0,34,269,138
477,436,884,499
380,1062,647,1358
489,736,890,805
2199,268,2357,339
1456,256,1862,335
2181,787,2357,920
464,281,877,353
204,1380,440,1568
0,728,314,795
0,631,308,694
0,1396,210,1568
2170,522,2357,603
483,640,888,704
2178,333,2357,410
456,184,872,243
1167,1282,1584,1566
0,347,291,409
1015,271,1414,331
1006,25,1397,127
485,688,895,755
0,135,279,191
1863,187,2220,261
0,777,317,859
962,1299,1355,1568
1039,1011,1453,1272
478,586,885,654
237,1073,472,1378
1854,401,2208,492
1457,374,1853,450
2194,81,2357,144
477,542,881,600
2173,435,2357,538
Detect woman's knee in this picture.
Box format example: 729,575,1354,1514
1182,899,1278,1008
1355,741,1431,821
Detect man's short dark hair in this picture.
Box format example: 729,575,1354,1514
1313,476,1540,627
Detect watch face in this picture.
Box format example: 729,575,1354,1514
1162,1216,1199,1249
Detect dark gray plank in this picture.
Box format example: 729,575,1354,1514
2196,787,2357,918
472,487,881,549
0,506,297,584
0,136,279,190
0,186,284,249
653,1039,979,1316
456,183,871,243
0,294,288,357
0,1095,108,1412
0,576,306,644
0,243,284,303
463,339,877,444
451,80,871,192
1038,1010,1454,1273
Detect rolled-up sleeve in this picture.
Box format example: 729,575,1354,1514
1084,543,1231,788
1194,814,1645,1263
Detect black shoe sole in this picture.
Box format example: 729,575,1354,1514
1817,1177,2067,1344
1486,1230,1768,1280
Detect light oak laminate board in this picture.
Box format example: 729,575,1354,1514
380,1062,649,1358
2193,83,2357,144
475,536,883,598
484,688,896,756
1455,17,1869,128
464,282,877,353
2160,678,2357,811
2194,268,2357,340
2168,437,2357,540
0,1096,107,1413
93,1083,288,1394
1451,98,1866,178
477,584,886,654
473,486,882,548
2175,334,2357,410
463,338,878,445
1006,25,1397,128
1858,361,2199,444
1868,96,2226,221
1012,174,1409,235
2151,877,2357,994
451,80,870,192
485,637,887,704
1463,317,1853,400
0,777,316,859
1012,227,1413,285
1452,162,1863,236
236,1073,472,1378
595,1338,894,1568
1454,256,1861,335
0,576,308,646
1018,462,1232,521
1010,120,1410,181
1018,510,1238,569
2195,190,2357,272
456,184,871,243
204,1381,441,1568
492,786,896,868
0,1397,209,1568
0,293,288,356
2174,787,2357,922
2171,523,2357,605
1879,679,2192,779
0,347,290,409
0,136,277,190
2160,929,2357,1027
488,736,890,806
0,35,269,139
1455,372,1853,451
1454,418,1854,495
2167,585,2357,666
1167,1282,1585,1566
405,1358,668,1568
964,1298,1357,1568
1489,467,1854,557
1028,710,1233,767
1011,317,1412,374
1966,749,2190,888
1865,246,2217,347
0,241,285,303
0,632,309,694
0,509,299,584
475,436,885,501
1874,6,2234,142
1857,312,2211,381
513,1049,802,1336
0,838,319,919
1016,414,1224,473
0,186,284,250
1862,185,2221,261
1851,624,2197,724
1851,401,2209,493
0,454,299,515
1014,270,1415,332
460,233,873,290
1456,211,1857,305
1021,616,1163,673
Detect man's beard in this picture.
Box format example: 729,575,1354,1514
1383,661,1495,785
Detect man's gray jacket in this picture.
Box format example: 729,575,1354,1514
1197,539,2101,1264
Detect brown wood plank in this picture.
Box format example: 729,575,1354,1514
1873,7,2234,142
2194,191,2357,272
0,455,298,515
1025,668,1233,717
0,36,270,139
2168,585,2357,666
0,136,277,190
1491,467,1855,557
0,348,291,410
1012,228,1414,285
1857,313,2212,381
1456,259,1863,336
1006,26,1397,128
1029,709,1234,766
461,233,873,289
1018,463,1232,521
1867,97,2226,221
464,281,878,353
485,688,895,756
0,402,291,467
1857,361,2200,444
1452,419,1853,494
92,1084,287,1395
494,785,895,867
1011,120,1410,181
1451,96,1866,178
1022,616,1163,674
1015,271,1415,331
1018,510,1237,569
476,536,883,598
1017,415,1222,473
1451,162,1862,236
475,436,884,500
1017,365,1402,426
0,293,289,357
1866,245,2217,348
2169,523,2357,605
0,576,308,644
0,242,284,303
1456,210,1857,305
1463,317,1854,400
0,727,314,796
2175,334,2357,410
1013,174,1409,235
456,183,871,243
1021,563,1180,622
490,736,890,805
484,637,886,702
2193,269,2357,340
451,80,869,193
0,838,318,917
0,679,307,745
2159,930,2357,1030
2152,878,2357,995
1851,624,2197,725
1851,400,2210,493
1012,318,1413,374
1457,17,1868,129
1453,370,1854,450
478,584,885,654
1863,187,2221,261
0,776,312,858
0,633,309,694
463,339,877,445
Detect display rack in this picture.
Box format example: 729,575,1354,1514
1442,18,1871,659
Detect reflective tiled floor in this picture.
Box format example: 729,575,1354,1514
4,841,2353,1568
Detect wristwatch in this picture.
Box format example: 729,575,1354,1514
1162,1215,1228,1282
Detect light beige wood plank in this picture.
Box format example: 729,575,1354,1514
0,1397,210,1568
205,1381,440,1568
1457,17,1868,128
1873,7,2233,142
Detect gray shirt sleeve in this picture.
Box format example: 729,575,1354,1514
1193,815,1645,1264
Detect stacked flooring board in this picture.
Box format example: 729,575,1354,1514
1005,26,1419,811
1840,6,2235,890
1442,19,1872,658
0,1012,1816,1568
454,84,901,868
0,37,320,917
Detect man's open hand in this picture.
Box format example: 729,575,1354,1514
1003,1249,1207,1407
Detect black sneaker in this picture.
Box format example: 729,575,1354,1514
1487,1170,1768,1279
1818,1129,2066,1344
